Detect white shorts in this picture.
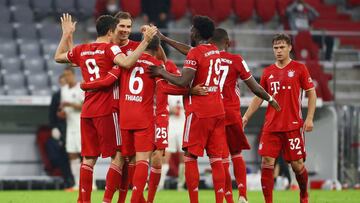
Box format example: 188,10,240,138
66,128,81,153
166,117,184,153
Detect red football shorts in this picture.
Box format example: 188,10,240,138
80,113,120,158
155,115,169,150
121,124,155,156
225,118,251,155
258,129,306,162
182,113,226,158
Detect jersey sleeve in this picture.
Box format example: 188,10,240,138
80,66,121,91
234,55,252,81
300,64,315,91
106,44,123,61
183,48,198,71
67,45,81,66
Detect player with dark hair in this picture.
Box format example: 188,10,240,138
54,13,157,203
243,33,317,203
149,15,227,203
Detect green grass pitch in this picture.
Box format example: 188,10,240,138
0,190,359,203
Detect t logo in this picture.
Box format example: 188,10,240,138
270,81,280,94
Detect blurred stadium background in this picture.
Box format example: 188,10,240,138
0,0,359,197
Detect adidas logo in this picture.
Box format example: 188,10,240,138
217,188,224,193
132,186,137,191
225,191,232,196
193,187,198,192
297,151,302,155
81,188,86,193
162,140,168,144
238,183,244,188
269,75,274,79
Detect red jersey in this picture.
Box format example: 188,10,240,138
219,51,252,125
119,53,162,129
183,44,225,118
119,40,140,56
155,60,181,117
260,60,314,132
67,42,122,118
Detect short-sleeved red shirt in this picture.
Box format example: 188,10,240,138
219,51,252,125
67,42,122,118
260,60,314,132
182,44,225,118
119,53,162,129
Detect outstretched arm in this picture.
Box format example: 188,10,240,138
80,67,121,91
54,13,76,63
157,30,191,55
113,26,157,69
244,77,280,111
149,66,195,87
242,96,264,129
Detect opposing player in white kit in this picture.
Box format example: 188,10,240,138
158,95,186,191
60,67,84,190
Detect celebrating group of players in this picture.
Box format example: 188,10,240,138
54,9,316,203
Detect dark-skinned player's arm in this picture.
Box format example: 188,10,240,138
80,66,121,91
149,65,195,88
113,26,157,69
54,13,76,63
244,76,280,111
157,30,191,56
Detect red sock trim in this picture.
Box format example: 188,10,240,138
231,153,243,159
150,166,162,174
81,164,93,172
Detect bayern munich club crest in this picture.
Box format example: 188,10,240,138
288,70,295,77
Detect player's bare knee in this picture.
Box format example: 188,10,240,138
151,150,163,167
262,156,275,166
82,156,97,167
290,159,304,172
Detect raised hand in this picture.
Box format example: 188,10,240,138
60,13,76,35
142,25,158,42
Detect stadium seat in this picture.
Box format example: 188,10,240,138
170,0,187,20
19,42,41,58
39,23,61,42
212,0,232,23
0,6,11,23
120,0,141,18
1,57,22,75
3,73,25,90
15,23,38,42
293,31,319,61
0,23,14,42
77,0,96,19
42,43,58,58
54,0,76,15
9,0,30,6
23,57,45,75
234,0,255,22
31,0,53,20
0,42,18,59
12,5,34,23
188,0,213,18
255,0,277,23
306,60,333,101
30,88,51,96
6,87,28,95
46,60,66,74
27,73,49,91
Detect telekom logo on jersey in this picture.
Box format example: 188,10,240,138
270,81,280,94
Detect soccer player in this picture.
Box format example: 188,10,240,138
54,13,156,203
242,33,317,203
60,67,84,191
149,15,227,203
157,26,280,202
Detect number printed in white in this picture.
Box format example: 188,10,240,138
289,138,301,150
155,127,167,139
205,58,222,86
129,67,144,94
85,59,100,81
218,65,229,92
